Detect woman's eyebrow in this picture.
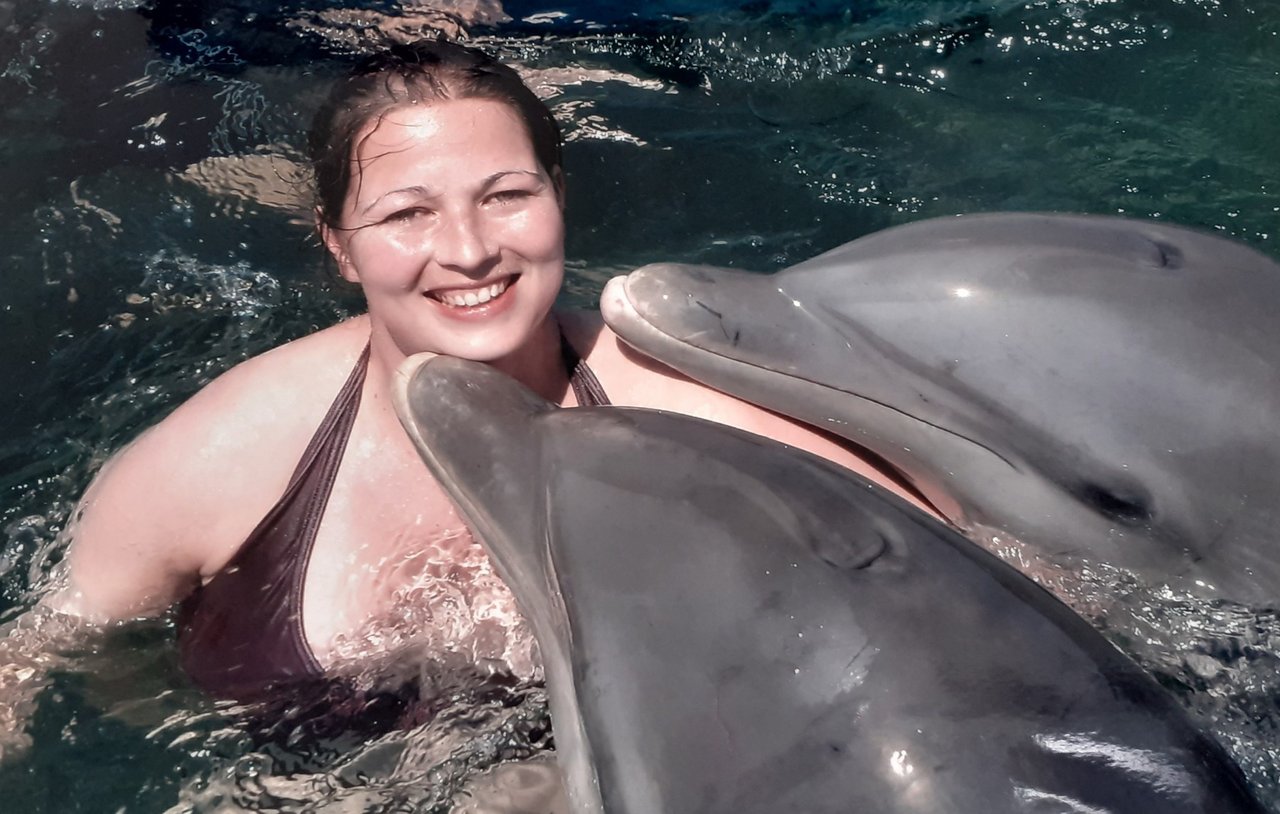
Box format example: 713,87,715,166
480,170,544,190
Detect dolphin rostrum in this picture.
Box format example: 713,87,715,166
393,352,1264,814
601,212,1280,607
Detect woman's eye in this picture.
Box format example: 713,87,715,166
385,207,432,223
488,189,532,205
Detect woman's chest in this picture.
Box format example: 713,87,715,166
299,453,537,677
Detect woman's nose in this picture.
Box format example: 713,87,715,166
433,210,496,274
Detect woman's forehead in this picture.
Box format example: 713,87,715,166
353,98,533,160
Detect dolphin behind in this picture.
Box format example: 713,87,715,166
600,212,1280,607
393,353,1264,814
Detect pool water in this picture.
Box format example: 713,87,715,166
1,0,1277,810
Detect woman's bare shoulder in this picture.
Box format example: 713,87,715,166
140,318,368,484
559,310,680,381
562,312,727,409
180,315,371,425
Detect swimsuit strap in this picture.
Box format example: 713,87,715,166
559,327,612,407
281,340,371,643
285,342,372,490
177,342,372,695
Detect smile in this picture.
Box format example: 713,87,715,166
430,276,514,308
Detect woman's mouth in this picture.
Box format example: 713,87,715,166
429,276,515,309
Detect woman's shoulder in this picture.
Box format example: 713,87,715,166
569,304,845,440
560,309,722,408
114,316,371,486
199,315,370,404
560,310,668,377
173,316,369,428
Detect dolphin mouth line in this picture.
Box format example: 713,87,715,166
606,275,1019,474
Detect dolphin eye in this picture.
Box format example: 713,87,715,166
807,515,908,572
1074,482,1153,526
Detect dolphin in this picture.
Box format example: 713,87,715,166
392,353,1265,814
600,212,1280,607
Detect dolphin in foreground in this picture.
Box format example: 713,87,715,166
600,212,1280,607
393,354,1264,814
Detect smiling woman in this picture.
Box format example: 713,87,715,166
0,39,931,754
322,99,567,366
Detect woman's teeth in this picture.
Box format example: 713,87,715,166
434,279,510,307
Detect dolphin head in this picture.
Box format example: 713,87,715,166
393,354,605,814
603,214,1280,604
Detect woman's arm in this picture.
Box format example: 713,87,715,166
51,429,213,622
51,458,193,622
0,425,217,760
0,353,307,758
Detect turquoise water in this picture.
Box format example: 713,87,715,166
1,0,1277,810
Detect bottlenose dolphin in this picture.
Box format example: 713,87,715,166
600,213,1280,607
392,353,1264,814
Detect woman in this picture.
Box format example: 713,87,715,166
15,41,930,722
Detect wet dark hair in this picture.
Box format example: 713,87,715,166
308,40,563,230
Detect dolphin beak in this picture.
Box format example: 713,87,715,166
602,266,690,329
600,274,634,326
391,351,440,448
394,351,440,389
602,263,739,347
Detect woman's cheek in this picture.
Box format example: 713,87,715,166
520,211,567,257
386,229,434,257
506,199,560,233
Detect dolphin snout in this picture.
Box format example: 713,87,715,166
602,263,745,347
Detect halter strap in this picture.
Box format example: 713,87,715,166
559,328,612,407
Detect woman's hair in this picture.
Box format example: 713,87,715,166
308,40,563,229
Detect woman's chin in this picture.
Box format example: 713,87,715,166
423,329,541,366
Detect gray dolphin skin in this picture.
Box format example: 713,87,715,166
392,354,1264,814
600,213,1280,606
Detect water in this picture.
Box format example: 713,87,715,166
1,0,1277,809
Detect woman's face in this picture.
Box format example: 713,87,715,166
324,98,565,363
